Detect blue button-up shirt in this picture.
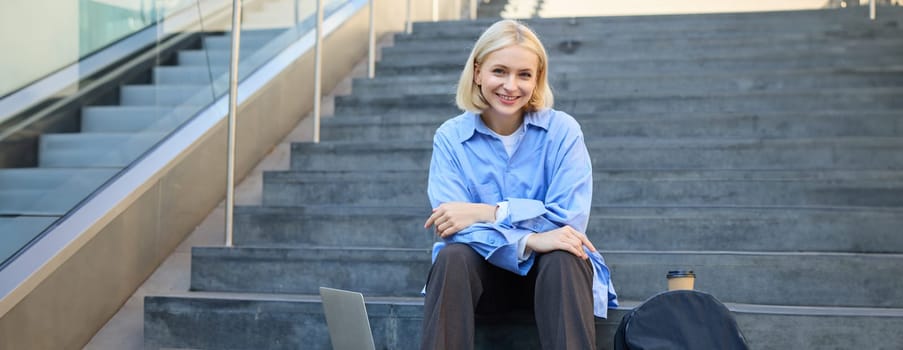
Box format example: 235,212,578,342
427,108,618,318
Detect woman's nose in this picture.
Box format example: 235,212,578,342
503,75,517,90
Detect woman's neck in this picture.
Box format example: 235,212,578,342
480,110,525,136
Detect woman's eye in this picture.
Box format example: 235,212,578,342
492,69,505,74
520,72,533,78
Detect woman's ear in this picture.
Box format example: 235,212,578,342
473,63,481,85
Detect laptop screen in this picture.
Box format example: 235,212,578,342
319,287,377,350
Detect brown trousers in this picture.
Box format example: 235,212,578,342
421,243,596,350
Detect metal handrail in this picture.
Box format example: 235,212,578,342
369,0,376,79
433,0,439,21
314,0,324,145
224,0,243,246
406,0,413,33
870,0,876,20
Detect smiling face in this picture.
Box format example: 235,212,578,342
474,45,540,128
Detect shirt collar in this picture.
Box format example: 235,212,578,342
457,109,551,143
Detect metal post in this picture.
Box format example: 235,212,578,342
368,0,375,79
294,0,299,26
432,0,438,22
470,0,477,20
405,0,412,34
225,0,242,247
869,0,876,20
313,0,323,143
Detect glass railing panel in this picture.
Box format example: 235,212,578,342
0,1,82,98
0,0,225,269
0,167,119,265
0,217,57,266
0,0,202,99
0,0,352,269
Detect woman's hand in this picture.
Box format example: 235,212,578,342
526,225,597,260
424,202,496,238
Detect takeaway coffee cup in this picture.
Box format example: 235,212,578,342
667,270,696,291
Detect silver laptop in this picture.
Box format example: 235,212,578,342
319,287,376,350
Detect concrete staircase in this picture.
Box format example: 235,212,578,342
0,0,345,266
145,8,903,349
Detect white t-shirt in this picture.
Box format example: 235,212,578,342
489,123,533,261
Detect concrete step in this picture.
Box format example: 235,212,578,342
233,205,434,249
409,8,903,36
321,111,903,141
144,293,903,349
586,206,903,253
399,14,903,35
393,22,903,46
351,72,467,88
119,85,213,106
81,106,198,133
144,293,616,350
352,66,903,89
0,216,58,264
261,169,903,208
176,49,257,66
383,36,903,60
414,7,901,27
0,168,119,215
188,246,903,307
202,35,274,50
153,66,228,85
338,83,903,108
372,54,903,77
39,132,166,167
233,205,903,253
291,138,903,172
348,70,903,99
563,88,903,114
335,88,903,115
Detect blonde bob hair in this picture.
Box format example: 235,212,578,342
456,19,553,113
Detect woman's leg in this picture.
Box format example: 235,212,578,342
421,243,492,350
532,250,596,350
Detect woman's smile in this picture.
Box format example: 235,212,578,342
496,93,520,104
474,45,539,125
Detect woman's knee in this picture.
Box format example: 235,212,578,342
534,251,594,301
538,250,586,269
536,250,594,284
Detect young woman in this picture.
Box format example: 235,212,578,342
421,19,617,349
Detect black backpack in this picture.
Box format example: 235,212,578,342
614,290,749,350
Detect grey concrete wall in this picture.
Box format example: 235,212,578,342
0,1,457,349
